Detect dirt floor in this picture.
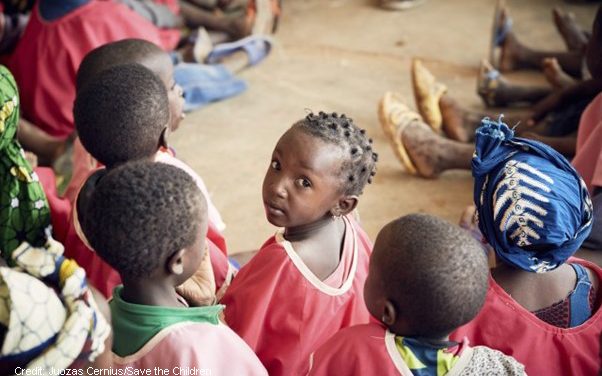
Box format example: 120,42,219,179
169,0,597,257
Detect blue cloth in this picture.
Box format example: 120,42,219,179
472,116,593,273
173,63,247,112
39,0,89,20
568,263,592,327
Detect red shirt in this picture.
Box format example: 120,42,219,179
8,1,164,140
222,216,373,376
451,257,602,376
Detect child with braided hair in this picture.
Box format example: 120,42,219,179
221,111,378,376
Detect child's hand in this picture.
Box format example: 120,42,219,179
530,92,563,124
176,248,217,306
24,151,38,168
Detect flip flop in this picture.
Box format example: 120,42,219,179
247,0,281,34
378,92,422,175
477,59,504,107
206,35,273,66
489,0,513,68
380,0,426,11
411,59,446,134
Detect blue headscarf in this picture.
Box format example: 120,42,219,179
472,116,593,273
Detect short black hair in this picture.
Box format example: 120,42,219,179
292,111,378,195
375,213,488,338
86,160,207,278
73,63,169,168
76,39,166,92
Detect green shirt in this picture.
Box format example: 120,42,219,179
110,286,224,357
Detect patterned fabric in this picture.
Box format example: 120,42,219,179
472,116,593,273
458,347,525,376
533,263,596,328
395,336,465,376
0,65,51,265
0,238,110,373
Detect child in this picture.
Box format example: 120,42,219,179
309,214,525,375
7,0,250,163
450,117,601,375
86,160,266,374
72,62,233,300
0,238,112,374
221,111,378,375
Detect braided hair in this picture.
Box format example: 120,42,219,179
292,111,378,195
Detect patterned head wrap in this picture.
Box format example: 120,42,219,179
0,65,51,265
0,238,111,373
472,116,593,273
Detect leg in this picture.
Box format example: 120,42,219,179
552,7,589,52
378,92,474,178
180,1,250,40
520,132,577,157
500,32,583,76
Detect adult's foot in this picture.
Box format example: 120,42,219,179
400,121,448,178
542,57,576,89
439,94,472,143
552,7,588,52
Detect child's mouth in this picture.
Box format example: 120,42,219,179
265,203,285,217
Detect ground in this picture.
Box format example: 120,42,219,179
169,0,597,256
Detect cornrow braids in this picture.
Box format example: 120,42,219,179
293,111,378,195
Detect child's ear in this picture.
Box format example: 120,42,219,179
331,195,358,217
159,127,170,148
167,249,186,275
382,300,397,327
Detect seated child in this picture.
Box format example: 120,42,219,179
309,214,526,376
221,111,378,375
7,0,249,163
0,65,51,264
72,62,233,300
86,160,266,374
0,238,112,374
451,117,601,375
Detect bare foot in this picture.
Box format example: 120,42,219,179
542,58,575,89
400,121,445,178
552,7,588,52
499,32,525,72
439,94,471,143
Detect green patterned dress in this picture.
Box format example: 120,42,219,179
0,65,51,265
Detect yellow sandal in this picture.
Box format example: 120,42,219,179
411,59,447,133
378,92,422,175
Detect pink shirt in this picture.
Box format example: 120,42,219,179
572,92,602,193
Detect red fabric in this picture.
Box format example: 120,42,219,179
34,167,70,243
451,257,602,376
308,323,397,376
7,1,165,140
222,216,373,376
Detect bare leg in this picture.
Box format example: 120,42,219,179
520,132,577,157
180,1,250,40
400,119,475,178
552,7,589,52
500,32,584,77
439,94,522,143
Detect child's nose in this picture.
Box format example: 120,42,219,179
272,179,288,199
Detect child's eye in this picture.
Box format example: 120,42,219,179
295,178,312,188
271,160,280,170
